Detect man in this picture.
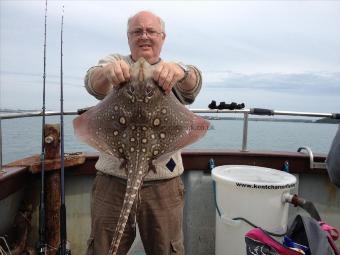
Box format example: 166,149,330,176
85,11,202,255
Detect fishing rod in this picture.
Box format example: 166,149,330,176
58,5,71,255
37,0,48,254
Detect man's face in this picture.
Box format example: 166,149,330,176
128,12,165,64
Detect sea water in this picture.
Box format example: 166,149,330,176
1,115,338,164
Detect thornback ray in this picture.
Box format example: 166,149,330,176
73,58,209,255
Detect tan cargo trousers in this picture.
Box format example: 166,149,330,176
86,172,185,255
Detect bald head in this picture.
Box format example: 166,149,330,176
127,11,166,64
127,11,165,33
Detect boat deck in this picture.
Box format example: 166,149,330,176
1,149,339,254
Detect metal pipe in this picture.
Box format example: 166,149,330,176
241,112,249,152
1,108,337,162
283,193,321,221
0,108,336,120
0,111,78,120
298,147,315,169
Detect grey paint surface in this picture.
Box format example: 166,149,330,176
183,171,216,255
1,171,339,254
0,189,24,235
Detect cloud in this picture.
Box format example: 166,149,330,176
1,1,340,113
204,71,340,95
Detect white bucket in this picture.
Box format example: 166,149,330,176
212,165,296,255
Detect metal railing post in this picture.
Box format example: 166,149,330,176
0,118,2,169
242,112,249,152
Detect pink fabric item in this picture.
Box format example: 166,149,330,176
319,222,339,241
319,222,340,255
246,228,302,255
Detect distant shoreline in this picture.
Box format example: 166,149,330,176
0,109,41,114
203,116,311,123
200,116,339,124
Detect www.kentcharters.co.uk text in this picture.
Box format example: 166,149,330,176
235,183,295,189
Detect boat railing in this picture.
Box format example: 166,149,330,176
1,108,339,169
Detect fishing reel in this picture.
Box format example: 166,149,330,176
36,240,48,255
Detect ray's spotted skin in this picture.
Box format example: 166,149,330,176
73,58,209,255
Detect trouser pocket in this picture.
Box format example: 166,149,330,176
85,237,94,255
170,239,184,254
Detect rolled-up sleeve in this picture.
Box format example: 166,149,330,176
172,65,202,105
84,65,106,100
84,54,124,100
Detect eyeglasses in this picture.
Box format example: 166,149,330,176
128,29,163,38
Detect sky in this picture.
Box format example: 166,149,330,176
1,0,340,113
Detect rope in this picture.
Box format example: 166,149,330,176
232,217,287,237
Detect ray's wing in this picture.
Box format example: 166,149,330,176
73,87,132,158
152,92,210,163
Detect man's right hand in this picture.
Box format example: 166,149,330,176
103,59,131,87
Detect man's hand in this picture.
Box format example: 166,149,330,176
153,62,185,94
103,59,130,87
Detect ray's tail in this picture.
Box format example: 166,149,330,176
108,160,147,255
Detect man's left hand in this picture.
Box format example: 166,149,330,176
153,62,185,94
